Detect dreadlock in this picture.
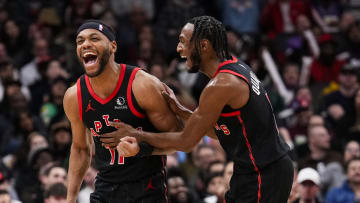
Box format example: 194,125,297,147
187,16,232,62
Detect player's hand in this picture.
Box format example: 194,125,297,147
100,121,139,149
162,83,192,120
117,136,140,157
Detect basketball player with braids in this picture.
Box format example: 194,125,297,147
103,16,294,202
63,20,181,203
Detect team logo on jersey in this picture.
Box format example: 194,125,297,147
115,97,127,110
85,100,95,112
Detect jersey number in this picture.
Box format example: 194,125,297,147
109,149,124,165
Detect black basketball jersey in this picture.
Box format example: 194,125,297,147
212,57,289,174
76,64,166,183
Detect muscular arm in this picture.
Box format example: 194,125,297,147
132,70,183,155
131,73,249,152
64,85,92,203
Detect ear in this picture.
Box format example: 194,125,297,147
200,39,211,53
110,41,117,54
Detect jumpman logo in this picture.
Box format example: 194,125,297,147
85,100,95,112
145,178,155,191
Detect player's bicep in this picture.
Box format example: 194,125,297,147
133,72,181,132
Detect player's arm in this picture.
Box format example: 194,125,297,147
162,82,218,140
109,73,249,152
63,85,92,203
133,70,183,132
132,70,183,155
102,70,182,156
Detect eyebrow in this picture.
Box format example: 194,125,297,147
77,33,100,40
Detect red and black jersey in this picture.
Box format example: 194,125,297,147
76,64,166,183
212,57,289,174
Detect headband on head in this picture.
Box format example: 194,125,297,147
76,21,115,41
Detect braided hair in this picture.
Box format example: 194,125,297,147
187,16,232,62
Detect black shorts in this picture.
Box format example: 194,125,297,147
225,155,294,203
90,171,167,203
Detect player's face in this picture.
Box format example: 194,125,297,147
76,29,111,77
177,23,201,73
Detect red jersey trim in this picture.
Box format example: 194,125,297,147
76,78,83,121
219,70,249,84
213,56,238,78
161,157,168,203
237,115,262,203
127,68,146,118
220,111,241,117
85,64,126,105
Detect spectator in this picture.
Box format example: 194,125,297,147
39,162,67,190
344,140,360,164
223,161,233,191
292,167,322,203
298,125,344,197
167,167,203,203
326,157,360,203
0,190,11,203
309,34,346,84
203,172,225,203
20,38,50,87
322,58,359,144
43,183,67,203
48,121,71,165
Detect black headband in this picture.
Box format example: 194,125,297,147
76,21,115,41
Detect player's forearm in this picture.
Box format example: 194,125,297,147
152,147,176,155
137,131,197,153
67,145,91,202
136,131,183,151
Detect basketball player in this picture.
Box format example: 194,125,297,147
63,20,181,203
103,16,294,203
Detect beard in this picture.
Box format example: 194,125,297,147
80,48,111,78
188,49,201,73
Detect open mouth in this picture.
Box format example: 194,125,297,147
82,52,98,66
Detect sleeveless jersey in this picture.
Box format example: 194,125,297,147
76,64,166,183
212,57,289,174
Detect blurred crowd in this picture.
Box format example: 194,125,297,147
0,0,360,202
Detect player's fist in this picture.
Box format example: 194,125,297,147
116,136,140,157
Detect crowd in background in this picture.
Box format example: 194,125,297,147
0,0,360,202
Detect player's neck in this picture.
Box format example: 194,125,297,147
88,60,121,99
201,57,221,78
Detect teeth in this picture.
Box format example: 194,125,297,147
181,56,187,59
83,52,97,57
